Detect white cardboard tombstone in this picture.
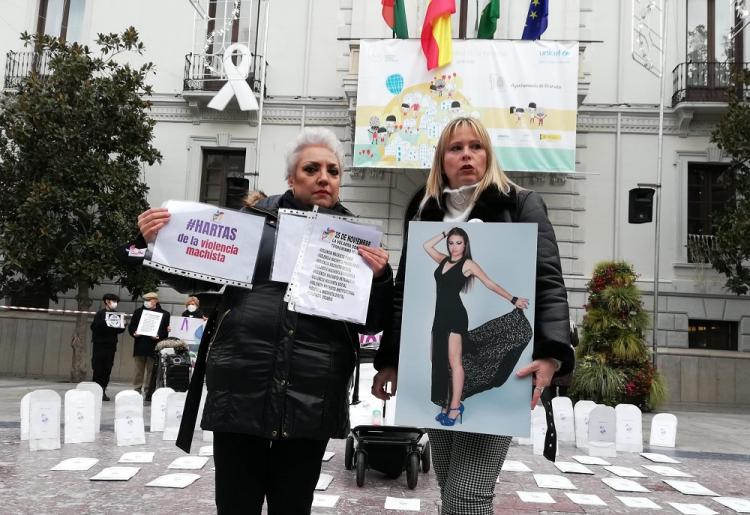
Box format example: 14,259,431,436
20,392,31,441
163,392,187,441
532,405,554,457
615,404,644,453
587,405,617,457
574,400,597,449
649,413,678,448
552,397,575,444
114,391,145,446
149,387,175,432
28,389,62,451
76,382,103,433
196,386,213,442
64,390,96,444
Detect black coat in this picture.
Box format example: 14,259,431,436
374,184,574,376
121,191,393,446
90,308,125,347
128,305,170,357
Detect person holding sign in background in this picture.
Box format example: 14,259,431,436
128,127,392,515
90,293,125,401
128,292,170,399
423,227,530,426
372,117,574,515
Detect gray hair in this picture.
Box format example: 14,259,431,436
284,127,345,179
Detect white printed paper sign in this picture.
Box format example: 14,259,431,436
617,496,662,509
287,213,382,324
565,493,607,506
554,461,594,475
315,473,334,491
572,455,610,466
642,465,693,477
517,491,555,504
663,480,718,496
105,312,125,328
29,390,61,451
90,467,140,481
501,460,532,472
146,200,265,288
640,452,680,463
604,466,647,478
713,497,750,513
135,310,163,338
64,389,96,444
384,497,421,511
119,452,154,463
668,503,718,515
312,494,340,509
602,477,650,493
51,457,99,471
534,474,577,490
167,456,209,470
146,473,201,488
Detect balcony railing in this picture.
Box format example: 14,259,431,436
183,52,259,93
3,51,52,89
672,61,749,106
687,233,720,264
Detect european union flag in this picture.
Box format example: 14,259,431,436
521,0,548,40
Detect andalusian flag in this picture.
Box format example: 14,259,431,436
421,0,455,70
477,0,500,39
382,0,409,39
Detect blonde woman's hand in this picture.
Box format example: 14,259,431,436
516,358,557,408
513,297,529,309
137,207,171,243
358,245,390,278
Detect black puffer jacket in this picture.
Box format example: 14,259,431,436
121,192,393,446
374,184,574,376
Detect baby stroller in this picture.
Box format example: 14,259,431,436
345,423,430,489
147,337,191,398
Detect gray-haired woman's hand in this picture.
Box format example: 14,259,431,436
137,207,171,243
358,245,389,278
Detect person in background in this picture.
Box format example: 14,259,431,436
128,291,170,398
181,296,205,319
90,293,125,401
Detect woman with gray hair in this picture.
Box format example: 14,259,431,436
132,127,393,514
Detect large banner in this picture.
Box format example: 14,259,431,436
394,222,537,436
354,40,578,173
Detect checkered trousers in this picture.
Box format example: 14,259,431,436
427,429,512,515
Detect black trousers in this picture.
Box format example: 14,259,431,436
91,344,116,392
213,431,328,515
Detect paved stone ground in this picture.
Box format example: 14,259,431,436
2,378,750,514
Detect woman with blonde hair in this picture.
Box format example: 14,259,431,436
373,116,573,514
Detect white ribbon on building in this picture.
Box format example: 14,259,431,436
207,43,259,111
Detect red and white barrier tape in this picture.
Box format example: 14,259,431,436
1,305,102,316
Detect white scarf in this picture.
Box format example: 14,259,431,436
442,183,478,222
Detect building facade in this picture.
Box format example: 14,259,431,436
1,0,749,407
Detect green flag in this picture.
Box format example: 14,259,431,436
382,0,409,39
477,0,500,39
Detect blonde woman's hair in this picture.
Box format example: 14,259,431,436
185,296,200,307
421,117,517,212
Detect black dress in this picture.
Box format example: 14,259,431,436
431,257,469,406
430,257,535,407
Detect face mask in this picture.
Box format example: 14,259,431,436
109,302,118,310
187,305,197,313
144,301,154,309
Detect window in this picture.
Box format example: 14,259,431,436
688,319,738,351
686,163,735,262
37,0,86,42
200,149,249,210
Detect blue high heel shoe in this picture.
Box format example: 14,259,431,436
440,403,464,426
435,410,448,423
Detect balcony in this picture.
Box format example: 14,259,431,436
183,52,262,107
3,51,52,90
672,61,749,107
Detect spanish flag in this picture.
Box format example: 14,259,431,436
421,0,455,71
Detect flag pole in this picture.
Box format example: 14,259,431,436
459,0,469,38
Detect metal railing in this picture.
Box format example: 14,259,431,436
3,51,52,89
687,233,719,264
672,61,749,106
183,52,259,92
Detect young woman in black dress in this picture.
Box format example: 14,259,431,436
423,227,529,426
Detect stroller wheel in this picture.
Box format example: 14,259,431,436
406,452,419,489
421,441,431,473
355,450,367,487
344,435,354,470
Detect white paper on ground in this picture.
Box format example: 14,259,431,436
146,473,201,488
501,460,532,472
642,465,693,477
322,451,335,462
517,491,555,503
565,493,607,506
90,466,140,481
572,455,610,466
198,445,213,457
167,456,209,470
713,497,750,513
312,494,340,509
384,497,421,511
50,457,99,471
533,474,577,490
604,465,647,478
554,461,595,474
602,477,650,492
663,480,718,496
315,473,333,491
118,452,154,463
617,496,662,509
668,502,718,515
640,452,680,463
